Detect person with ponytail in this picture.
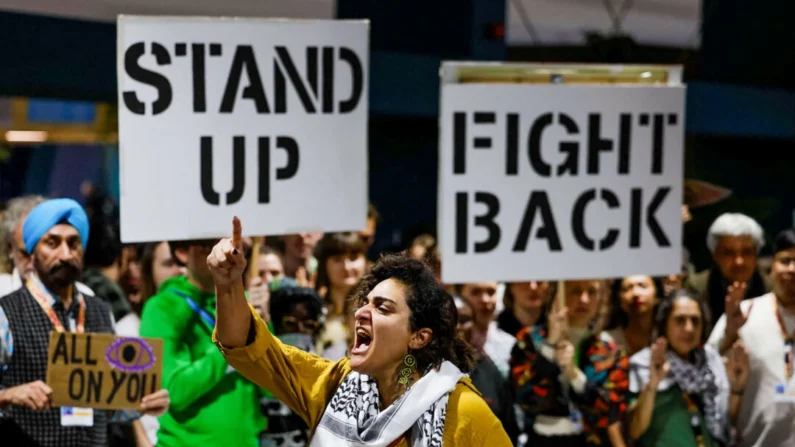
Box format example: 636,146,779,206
209,218,511,446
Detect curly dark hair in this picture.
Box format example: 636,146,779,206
653,288,712,343
349,253,474,374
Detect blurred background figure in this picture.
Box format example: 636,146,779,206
455,296,519,444
607,275,663,356
688,213,771,320
259,281,324,447
314,232,368,360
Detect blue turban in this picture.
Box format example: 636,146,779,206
23,198,90,252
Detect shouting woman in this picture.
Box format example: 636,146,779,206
209,218,511,446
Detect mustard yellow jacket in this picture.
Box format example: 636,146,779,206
214,305,512,446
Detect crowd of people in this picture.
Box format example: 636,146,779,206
0,189,793,447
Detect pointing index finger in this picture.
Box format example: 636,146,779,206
231,216,243,249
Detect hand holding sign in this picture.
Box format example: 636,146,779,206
1,380,53,411
140,388,170,417
547,300,569,346
207,217,248,286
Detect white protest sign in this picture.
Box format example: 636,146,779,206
439,66,685,283
117,16,369,242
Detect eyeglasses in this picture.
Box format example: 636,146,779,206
281,316,320,333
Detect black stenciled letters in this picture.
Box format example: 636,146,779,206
51,333,68,364
107,371,127,404
220,46,269,113
630,187,671,248
527,113,580,177
127,374,141,403
211,45,363,115
123,42,173,115
587,114,612,174
571,189,620,251
338,47,364,113
274,47,318,113
258,136,300,204
85,335,98,366
69,333,83,364
68,369,85,400
200,136,245,206
200,135,300,206
513,191,562,252
87,371,103,404
454,192,501,253
191,43,207,113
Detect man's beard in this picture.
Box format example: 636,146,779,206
36,259,81,290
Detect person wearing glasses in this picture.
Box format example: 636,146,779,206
259,280,324,447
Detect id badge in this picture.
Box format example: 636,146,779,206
60,407,94,427
774,384,795,403
569,409,584,433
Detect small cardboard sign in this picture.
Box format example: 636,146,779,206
46,332,164,410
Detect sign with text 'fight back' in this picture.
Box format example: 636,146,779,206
117,16,369,242
438,63,685,283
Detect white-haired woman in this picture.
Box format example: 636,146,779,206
686,212,772,322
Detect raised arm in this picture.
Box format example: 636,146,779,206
209,217,252,349
208,218,350,428
629,339,669,440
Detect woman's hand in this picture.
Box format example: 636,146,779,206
649,338,670,387
555,340,576,375
547,300,569,346
726,341,750,393
207,217,247,287
140,389,169,417
724,282,750,339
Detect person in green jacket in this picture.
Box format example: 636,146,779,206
140,240,265,446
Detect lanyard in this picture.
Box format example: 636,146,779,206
773,299,795,380
26,277,85,334
171,290,216,329
681,392,707,447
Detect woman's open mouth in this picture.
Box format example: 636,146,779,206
351,327,372,355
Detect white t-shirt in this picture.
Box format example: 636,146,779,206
708,293,795,447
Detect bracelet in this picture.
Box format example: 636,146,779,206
731,388,744,395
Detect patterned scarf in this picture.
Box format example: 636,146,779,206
309,361,464,447
667,348,726,444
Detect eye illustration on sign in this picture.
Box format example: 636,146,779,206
105,337,157,373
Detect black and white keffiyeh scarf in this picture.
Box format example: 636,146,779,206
666,346,728,445
630,345,730,445
310,361,465,447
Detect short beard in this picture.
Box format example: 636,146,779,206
34,257,81,291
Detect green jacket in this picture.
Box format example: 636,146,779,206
139,276,266,447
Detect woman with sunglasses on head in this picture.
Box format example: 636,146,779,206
210,218,511,446
628,289,749,447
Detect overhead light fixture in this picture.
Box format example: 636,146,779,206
5,130,48,143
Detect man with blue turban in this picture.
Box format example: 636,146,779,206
0,198,170,446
